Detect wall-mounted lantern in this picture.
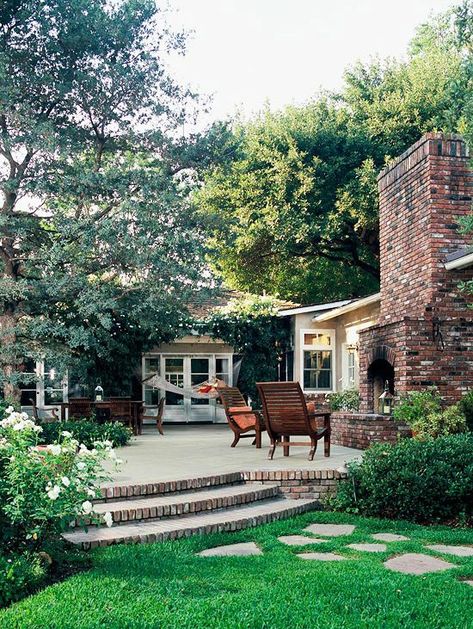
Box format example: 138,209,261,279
378,381,394,415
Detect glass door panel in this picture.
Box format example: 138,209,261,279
191,357,209,406
164,358,184,406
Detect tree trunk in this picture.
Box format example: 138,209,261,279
0,312,22,404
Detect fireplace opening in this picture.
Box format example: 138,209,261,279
367,359,394,413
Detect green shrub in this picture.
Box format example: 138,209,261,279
458,390,473,431
329,434,473,523
413,404,468,438
328,389,360,412
392,389,442,426
0,552,46,608
39,420,132,449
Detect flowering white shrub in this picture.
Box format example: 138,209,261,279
0,407,118,550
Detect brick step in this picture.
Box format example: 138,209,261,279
64,497,318,549
99,472,244,502
91,483,280,525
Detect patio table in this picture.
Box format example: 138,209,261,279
60,400,143,436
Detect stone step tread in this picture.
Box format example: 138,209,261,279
64,498,317,547
93,483,279,514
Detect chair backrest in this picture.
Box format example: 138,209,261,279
68,397,93,419
218,387,247,413
256,381,310,435
142,398,165,419
109,397,132,418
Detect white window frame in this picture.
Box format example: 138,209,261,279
20,361,68,409
300,329,336,393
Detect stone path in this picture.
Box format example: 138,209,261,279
384,553,456,575
425,544,473,557
372,533,410,542
198,542,262,557
196,522,473,584
278,535,328,546
303,523,356,537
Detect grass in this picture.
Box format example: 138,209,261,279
0,511,472,629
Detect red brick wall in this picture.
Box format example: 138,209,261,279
331,412,411,450
358,133,473,411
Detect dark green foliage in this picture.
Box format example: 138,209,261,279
330,435,473,524
1,512,473,626
39,421,132,449
0,552,46,609
392,389,443,427
329,389,360,412
459,390,473,431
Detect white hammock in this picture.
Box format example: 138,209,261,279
142,374,227,399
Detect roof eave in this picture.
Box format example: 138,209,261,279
312,292,381,322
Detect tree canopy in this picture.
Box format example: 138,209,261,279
197,1,473,303
0,0,211,398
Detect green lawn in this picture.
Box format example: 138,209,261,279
1,512,472,629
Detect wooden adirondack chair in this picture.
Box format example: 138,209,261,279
218,386,265,448
256,381,331,461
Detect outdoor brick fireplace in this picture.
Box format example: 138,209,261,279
358,133,473,413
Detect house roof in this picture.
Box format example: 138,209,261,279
311,292,381,322
277,299,352,317
444,247,473,271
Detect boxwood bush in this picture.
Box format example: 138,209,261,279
330,434,473,524
0,552,47,608
39,420,132,449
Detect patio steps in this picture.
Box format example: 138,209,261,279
64,478,318,549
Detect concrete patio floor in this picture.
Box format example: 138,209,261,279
105,424,361,486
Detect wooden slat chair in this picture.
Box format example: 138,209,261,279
218,386,265,448
256,381,331,461
141,398,165,435
109,397,133,428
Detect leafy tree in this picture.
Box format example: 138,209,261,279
198,3,472,303
0,0,209,400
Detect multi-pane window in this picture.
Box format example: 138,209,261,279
216,357,230,384
301,330,334,392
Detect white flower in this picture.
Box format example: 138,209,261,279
61,476,70,487
76,461,86,470
103,512,113,528
61,430,72,438
12,421,25,431
81,500,93,515
86,488,95,498
47,485,61,500
47,444,61,456
5,406,14,414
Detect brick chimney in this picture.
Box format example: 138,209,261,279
378,133,472,323
358,133,473,411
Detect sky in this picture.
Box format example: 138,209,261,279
165,0,455,126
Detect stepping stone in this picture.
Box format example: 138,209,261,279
384,553,456,575
297,552,347,561
464,580,473,587
425,544,473,557
278,535,328,546
304,523,355,537
347,543,387,553
372,533,410,542
197,542,262,557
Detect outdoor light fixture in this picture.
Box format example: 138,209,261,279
94,384,104,401
378,381,393,415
